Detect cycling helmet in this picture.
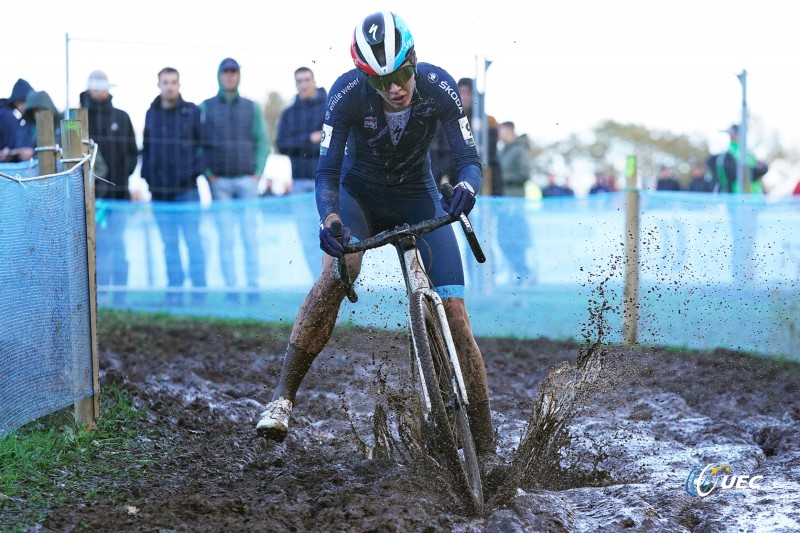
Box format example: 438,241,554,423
351,11,416,77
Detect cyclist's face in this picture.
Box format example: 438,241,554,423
375,62,415,112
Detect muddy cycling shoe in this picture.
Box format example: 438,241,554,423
256,398,293,442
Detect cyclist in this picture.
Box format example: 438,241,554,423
256,11,497,467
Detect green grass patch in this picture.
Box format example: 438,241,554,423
0,384,147,529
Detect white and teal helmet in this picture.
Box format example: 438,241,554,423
351,11,416,77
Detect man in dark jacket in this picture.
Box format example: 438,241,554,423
142,68,207,306
276,67,327,191
200,58,270,303
275,66,327,278
81,70,139,304
655,165,681,191
1,78,35,162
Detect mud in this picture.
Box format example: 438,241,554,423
39,319,800,532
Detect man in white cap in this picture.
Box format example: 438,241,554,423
80,70,139,306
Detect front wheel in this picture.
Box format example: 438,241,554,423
409,290,483,516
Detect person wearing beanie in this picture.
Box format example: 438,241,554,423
16,90,63,153
199,58,270,304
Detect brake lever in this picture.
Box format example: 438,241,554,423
440,184,486,263
330,221,358,303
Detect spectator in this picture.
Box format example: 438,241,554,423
142,67,207,307
497,121,531,198
706,124,767,285
275,66,327,279
562,177,575,197
688,161,714,192
429,77,503,195
200,58,270,304
1,78,35,162
276,67,326,194
706,124,768,193
589,172,612,194
81,70,139,305
496,120,537,286
541,172,574,197
655,164,681,191
18,90,62,152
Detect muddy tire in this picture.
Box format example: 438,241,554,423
409,290,483,516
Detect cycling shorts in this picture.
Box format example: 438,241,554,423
339,182,465,299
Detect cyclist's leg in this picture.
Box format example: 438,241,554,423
442,297,495,457
270,186,371,404
414,216,496,458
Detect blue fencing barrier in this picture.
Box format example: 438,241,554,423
90,190,800,359
1,161,93,434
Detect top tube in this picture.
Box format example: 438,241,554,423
342,214,455,254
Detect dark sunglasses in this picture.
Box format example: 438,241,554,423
367,65,416,91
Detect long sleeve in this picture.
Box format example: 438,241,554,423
252,101,270,175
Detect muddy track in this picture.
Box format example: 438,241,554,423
41,323,800,532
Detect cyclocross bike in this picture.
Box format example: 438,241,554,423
331,184,487,516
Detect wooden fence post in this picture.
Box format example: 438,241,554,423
623,155,640,346
62,117,101,428
34,110,56,175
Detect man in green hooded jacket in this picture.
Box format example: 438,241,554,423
200,58,270,303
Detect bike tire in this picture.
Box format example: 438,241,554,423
409,290,483,516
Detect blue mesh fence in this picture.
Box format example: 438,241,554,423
1,161,93,434
91,190,800,359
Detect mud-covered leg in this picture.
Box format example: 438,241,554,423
442,297,494,456
274,252,363,403
258,252,363,441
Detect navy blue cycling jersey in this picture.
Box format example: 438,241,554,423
316,63,482,223
315,63,483,299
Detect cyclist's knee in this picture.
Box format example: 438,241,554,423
320,253,364,288
443,297,472,331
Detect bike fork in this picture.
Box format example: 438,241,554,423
412,289,471,411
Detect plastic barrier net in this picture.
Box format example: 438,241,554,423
88,190,800,359
0,162,93,434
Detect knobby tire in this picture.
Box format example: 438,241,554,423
409,290,483,516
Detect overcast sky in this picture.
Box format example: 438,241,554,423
5,0,797,160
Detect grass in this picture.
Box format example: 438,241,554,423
0,384,148,529
97,308,292,355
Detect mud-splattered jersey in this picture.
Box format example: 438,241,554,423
315,63,482,222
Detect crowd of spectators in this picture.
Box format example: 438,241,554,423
3,69,799,303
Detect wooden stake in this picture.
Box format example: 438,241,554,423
34,110,55,175
623,156,640,346
62,118,100,429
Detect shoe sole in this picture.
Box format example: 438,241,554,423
256,425,288,442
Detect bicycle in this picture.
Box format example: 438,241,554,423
330,184,487,516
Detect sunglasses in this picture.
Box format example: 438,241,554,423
366,65,416,91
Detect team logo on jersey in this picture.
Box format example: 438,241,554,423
459,116,475,147
320,123,333,155
427,72,438,83
325,111,330,120
364,116,377,129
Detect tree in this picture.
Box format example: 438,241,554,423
543,120,710,189
263,91,285,152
